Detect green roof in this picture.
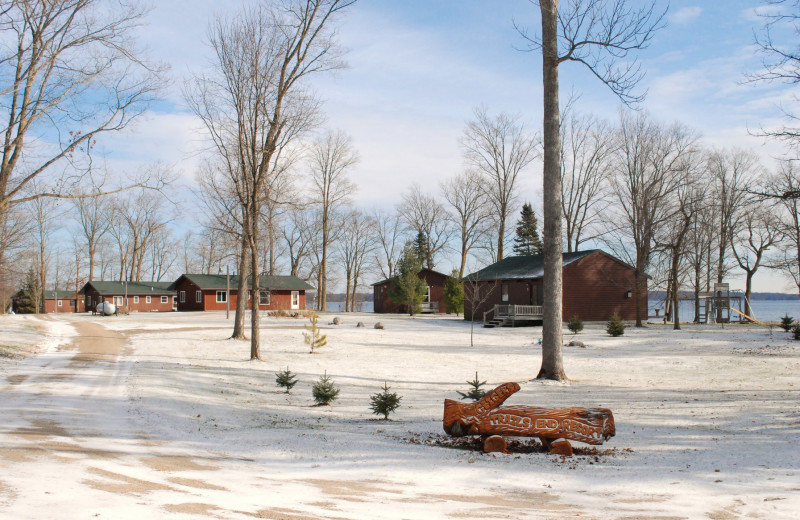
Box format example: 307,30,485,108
464,250,600,281
168,273,314,291
79,281,175,295
44,290,78,299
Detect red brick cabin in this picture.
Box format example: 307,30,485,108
79,281,176,313
371,268,450,314
43,290,83,313
463,250,643,324
168,274,313,312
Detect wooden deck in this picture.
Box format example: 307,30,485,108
483,304,544,327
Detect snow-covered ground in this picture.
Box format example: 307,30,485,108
1,311,798,519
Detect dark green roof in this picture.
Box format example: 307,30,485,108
79,281,175,295
464,250,600,281
168,273,314,291
44,290,78,299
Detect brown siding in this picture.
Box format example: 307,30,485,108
464,251,643,322
174,277,305,312
44,297,79,313
372,269,450,314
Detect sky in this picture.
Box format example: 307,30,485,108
98,0,798,293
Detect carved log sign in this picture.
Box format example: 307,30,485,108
443,382,615,450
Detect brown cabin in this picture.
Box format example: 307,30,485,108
372,268,450,314
79,281,176,312
43,290,83,313
463,250,643,325
168,273,313,312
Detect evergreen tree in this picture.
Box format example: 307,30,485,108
369,382,402,420
13,267,40,314
412,229,433,269
443,268,464,316
275,367,298,393
389,243,427,316
303,313,328,353
457,372,488,401
606,312,625,337
512,202,543,255
312,371,340,405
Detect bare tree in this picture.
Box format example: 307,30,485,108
309,129,359,311
561,112,615,252
766,161,800,294
336,209,375,311
372,208,405,280
654,171,703,330
109,190,169,282
611,111,698,328
706,148,758,286
74,188,112,281
440,171,491,278
747,0,800,148
731,202,780,317
185,0,354,359
518,0,665,380
0,1,165,229
282,205,317,278
461,107,539,260
398,184,452,270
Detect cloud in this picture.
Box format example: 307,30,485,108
669,6,702,25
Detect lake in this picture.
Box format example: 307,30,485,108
324,299,800,323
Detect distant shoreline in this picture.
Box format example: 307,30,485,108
649,291,799,301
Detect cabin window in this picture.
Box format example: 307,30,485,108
161,296,168,304
501,284,509,302
86,295,92,306
180,291,185,303
70,300,75,307
216,291,227,303
134,296,140,304
196,291,202,303
259,290,270,306
58,300,62,307
146,296,151,304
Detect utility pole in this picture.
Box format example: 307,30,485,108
226,265,230,320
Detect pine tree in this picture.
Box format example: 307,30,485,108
457,372,488,401
412,229,433,269
567,315,584,334
312,371,340,405
369,382,402,420
512,202,543,255
606,312,625,337
303,313,328,353
780,314,795,332
275,367,298,393
443,268,464,316
389,243,427,315
13,267,40,314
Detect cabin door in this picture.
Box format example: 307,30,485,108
291,291,300,310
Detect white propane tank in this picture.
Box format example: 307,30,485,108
96,302,116,315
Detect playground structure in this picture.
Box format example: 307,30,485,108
657,283,759,324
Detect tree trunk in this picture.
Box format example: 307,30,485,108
232,232,249,340
537,0,566,382
249,213,261,361
671,248,681,330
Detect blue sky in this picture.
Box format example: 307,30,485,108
107,0,796,293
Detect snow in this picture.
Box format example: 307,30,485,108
1,311,798,519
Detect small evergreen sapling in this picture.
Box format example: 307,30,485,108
792,324,800,341
780,314,795,332
567,315,584,334
312,371,340,405
369,382,402,420
304,313,328,353
458,372,487,401
275,367,298,393
606,312,625,337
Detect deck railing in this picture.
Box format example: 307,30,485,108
421,301,439,313
484,304,544,326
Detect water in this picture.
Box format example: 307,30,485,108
321,298,799,322
648,298,800,323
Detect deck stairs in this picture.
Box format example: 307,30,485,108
483,304,543,328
